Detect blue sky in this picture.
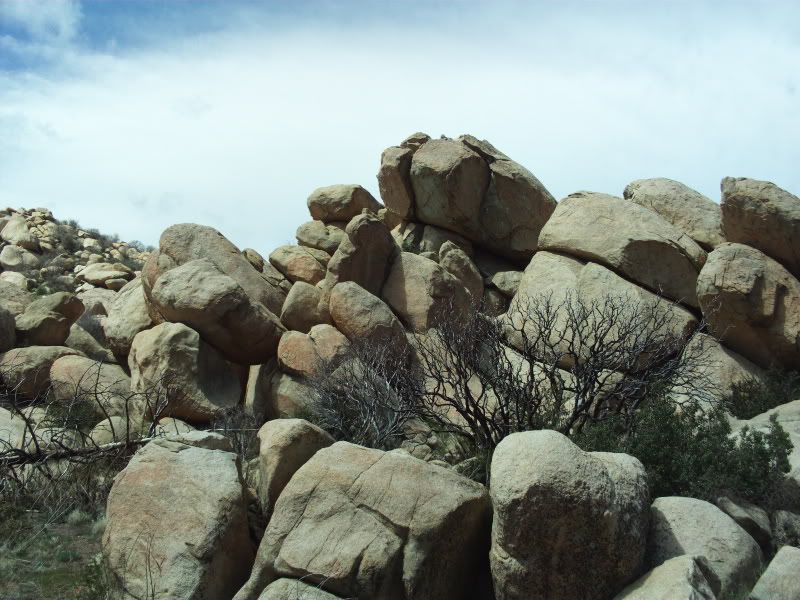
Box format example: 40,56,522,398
1,1,798,252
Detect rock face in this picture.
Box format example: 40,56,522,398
269,246,328,285
143,223,286,318
235,442,492,600
611,555,718,600
276,325,349,378
103,433,253,600
258,579,343,600
394,135,556,261
0,279,32,317
329,281,406,346
749,545,800,600
0,244,40,271
489,430,649,600
439,241,483,306
623,178,724,250
1,214,39,250
279,282,330,333
307,184,382,223
255,419,334,519
103,278,154,360
0,346,82,397
149,258,286,365
14,292,84,346
382,252,472,332
76,262,134,288
538,192,707,307
697,243,800,369
646,496,763,600
721,177,800,276
715,495,772,555
50,355,134,423
128,323,241,424
296,220,346,255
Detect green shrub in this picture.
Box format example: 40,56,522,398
725,368,800,419
575,396,793,504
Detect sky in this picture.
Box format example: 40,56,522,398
0,1,798,253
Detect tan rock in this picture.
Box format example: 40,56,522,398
235,442,491,600
306,184,381,222
0,244,40,271
381,251,472,332
439,241,483,306
15,292,84,346
269,246,327,285
1,214,39,250
0,279,32,317
128,322,241,424
243,248,266,271
624,177,724,250
257,579,342,600
490,430,649,600
611,555,718,600
538,192,706,307
103,434,254,600
279,282,330,333
50,356,136,423
295,220,346,255
0,346,83,397
721,177,800,276
277,325,349,378
76,262,133,288
697,243,800,369
244,360,278,423
103,278,154,360
329,281,406,346
265,371,318,421
149,258,285,365
378,145,416,219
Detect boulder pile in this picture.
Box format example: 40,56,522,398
2,132,800,599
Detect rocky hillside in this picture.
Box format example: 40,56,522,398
1,132,800,599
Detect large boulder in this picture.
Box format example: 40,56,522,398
721,177,800,276
0,346,82,397
381,251,472,332
0,244,40,271
715,495,773,555
149,258,286,365
279,282,330,333
506,252,697,367
269,246,328,286
234,441,491,600
391,221,474,257
623,178,724,250
128,322,241,424
378,145,416,219
66,323,116,363
103,433,254,600
439,241,483,306
611,555,719,600
538,192,707,307
646,496,763,600
14,292,84,346
749,545,800,600
264,371,318,421
50,356,135,423
490,430,649,600
255,418,334,519
295,220,346,255
276,325,349,378
402,136,557,261
103,278,154,360
322,212,396,297
697,243,800,369
76,262,134,288
0,279,32,316
243,360,278,424
1,214,39,250
143,223,286,317
307,184,382,223
329,281,406,346
258,579,343,600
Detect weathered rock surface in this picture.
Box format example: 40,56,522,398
244,360,277,423
14,292,84,346
697,243,800,369
0,244,40,271
749,545,800,600
329,281,406,346
269,246,328,285
0,345,82,397
103,278,154,360
50,356,135,423
76,262,134,288
143,223,286,317
279,281,330,333
611,555,718,600
538,192,706,307
103,433,253,600
258,579,343,600
264,371,317,421
721,177,800,276
295,220,346,255
0,279,32,317
256,418,334,519
439,241,483,306
0,307,15,352
235,441,491,600
624,178,724,250
772,510,800,548
276,325,349,378
382,251,472,332
149,258,285,365
128,323,241,423
1,214,39,250
379,145,416,219
646,496,763,600
307,184,381,223
715,496,772,555
407,136,556,260
730,400,800,477
490,430,649,600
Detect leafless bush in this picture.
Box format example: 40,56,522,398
310,291,711,474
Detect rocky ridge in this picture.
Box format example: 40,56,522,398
1,132,800,599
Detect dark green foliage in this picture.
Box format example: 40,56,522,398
725,368,800,419
55,223,80,254
576,396,793,504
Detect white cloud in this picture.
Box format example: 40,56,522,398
0,2,798,253
0,0,81,42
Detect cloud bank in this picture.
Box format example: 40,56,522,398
0,1,798,252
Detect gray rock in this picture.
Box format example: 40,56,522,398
279,282,330,334
295,220,346,255
103,278,154,360
14,292,84,346
749,545,800,600
307,184,381,223
612,555,718,600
